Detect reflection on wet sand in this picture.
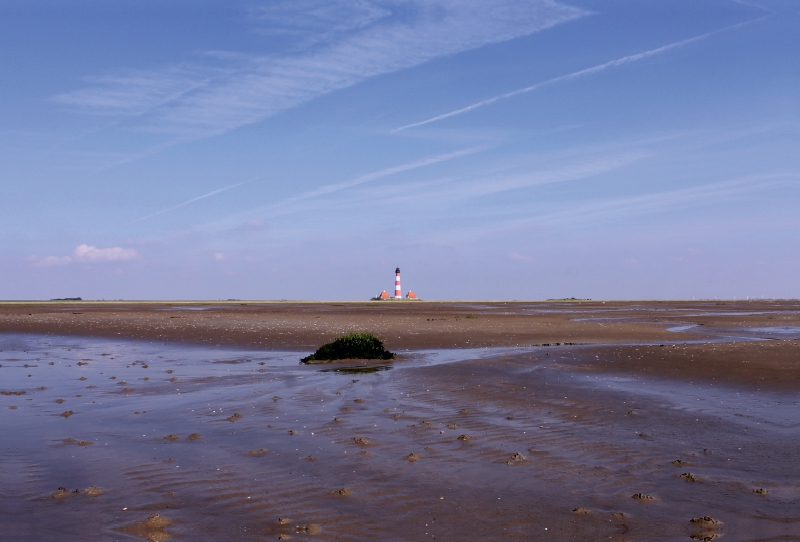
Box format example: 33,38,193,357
1,327,799,541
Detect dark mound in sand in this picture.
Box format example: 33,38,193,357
301,332,394,363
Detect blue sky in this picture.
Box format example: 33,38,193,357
1,0,798,300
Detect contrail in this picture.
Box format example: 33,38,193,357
128,179,253,225
393,17,767,133
282,146,486,205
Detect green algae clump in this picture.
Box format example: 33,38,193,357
301,332,394,364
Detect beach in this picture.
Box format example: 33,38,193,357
1,301,799,541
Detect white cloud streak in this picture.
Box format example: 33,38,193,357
478,173,799,238
280,146,485,205
335,150,648,207
409,172,798,246
393,16,769,132
169,146,483,237
34,245,140,266
129,179,253,225
53,1,586,139
73,244,139,262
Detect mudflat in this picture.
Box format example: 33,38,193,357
1,300,799,541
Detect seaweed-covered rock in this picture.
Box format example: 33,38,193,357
301,333,394,363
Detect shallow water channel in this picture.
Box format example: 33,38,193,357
1,333,798,541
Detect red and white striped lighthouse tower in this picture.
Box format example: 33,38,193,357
394,267,402,299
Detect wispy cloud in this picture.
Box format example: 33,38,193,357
530,173,796,226
129,180,254,225
33,245,140,266
281,146,485,204
404,172,798,247
393,16,769,132
250,0,392,45
53,1,586,139
337,150,648,207
167,146,487,237
73,244,139,263
456,172,800,242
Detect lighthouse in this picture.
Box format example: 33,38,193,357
394,267,402,299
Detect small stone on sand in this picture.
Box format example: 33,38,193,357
406,452,421,462
631,493,655,501
296,524,321,534
60,411,73,418
690,516,721,527
187,433,201,440
51,487,78,499
457,434,470,441
352,437,370,445
143,513,172,528
164,434,180,440
82,485,102,497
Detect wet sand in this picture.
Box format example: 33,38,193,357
4,299,800,350
1,301,799,540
